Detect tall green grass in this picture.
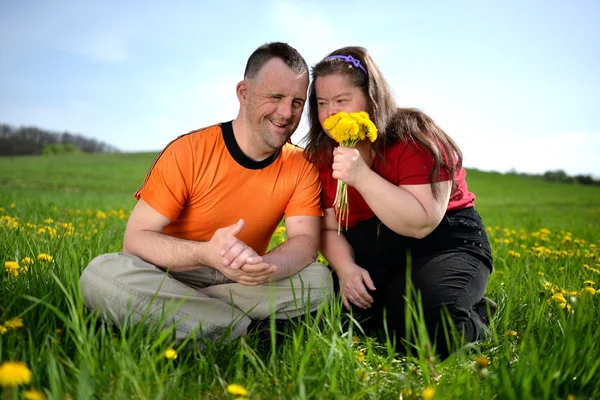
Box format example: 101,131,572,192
1,153,599,399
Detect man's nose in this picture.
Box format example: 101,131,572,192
278,100,293,119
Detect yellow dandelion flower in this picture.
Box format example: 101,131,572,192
275,226,286,236
505,330,518,337
21,256,34,266
227,383,248,396
356,350,365,362
164,348,177,360
584,280,595,286
0,361,32,387
583,287,596,295
10,203,16,208
4,261,19,270
357,368,368,382
476,356,489,369
37,254,54,263
4,317,24,329
23,389,47,400
0,325,7,335
422,386,436,400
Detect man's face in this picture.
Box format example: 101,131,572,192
244,58,308,153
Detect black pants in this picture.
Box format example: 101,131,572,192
339,206,493,357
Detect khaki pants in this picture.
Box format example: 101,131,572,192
79,253,332,343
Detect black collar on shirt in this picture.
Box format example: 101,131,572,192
221,120,281,170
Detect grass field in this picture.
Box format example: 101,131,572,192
1,152,599,399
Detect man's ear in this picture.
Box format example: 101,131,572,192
236,80,248,104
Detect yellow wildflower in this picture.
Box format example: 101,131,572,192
275,226,286,236
164,348,177,360
0,325,7,335
584,280,595,286
23,389,47,400
357,368,367,382
583,287,596,295
476,356,489,369
10,203,16,208
21,256,34,266
37,254,54,263
422,386,436,400
4,317,24,329
0,361,32,387
4,260,19,271
227,384,248,396
505,330,518,338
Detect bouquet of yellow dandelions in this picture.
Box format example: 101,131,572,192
322,111,378,233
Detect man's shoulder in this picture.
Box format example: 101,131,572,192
280,142,309,162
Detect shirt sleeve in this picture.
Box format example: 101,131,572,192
397,141,451,185
134,138,192,221
284,158,324,218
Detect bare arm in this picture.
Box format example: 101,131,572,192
262,215,321,281
355,172,451,238
333,147,451,239
123,198,274,284
320,208,375,310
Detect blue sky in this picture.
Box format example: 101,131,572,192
1,0,599,176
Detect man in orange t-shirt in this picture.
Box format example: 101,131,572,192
79,42,332,345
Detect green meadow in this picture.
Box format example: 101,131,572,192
1,152,599,399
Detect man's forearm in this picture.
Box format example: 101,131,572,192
262,234,319,281
123,230,211,272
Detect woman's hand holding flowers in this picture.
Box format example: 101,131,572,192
332,146,371,189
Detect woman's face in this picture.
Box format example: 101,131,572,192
315,73,369,136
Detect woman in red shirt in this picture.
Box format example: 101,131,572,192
303,46,496,358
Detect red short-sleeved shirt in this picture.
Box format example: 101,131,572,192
319,141,475,228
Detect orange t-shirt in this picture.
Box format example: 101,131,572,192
134,121,322,255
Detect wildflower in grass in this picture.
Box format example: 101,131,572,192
505,330,518,338
584,280,595,286
0,361,32,387
164,348,177,360
356,350,365,363
4,261,19,277
274,226,286,236
583,287,596,295
476,356,489,369
507,250,521,257
96,210,107,219
21,256,34,266
422,386,435,400
37,253,53,263
357,368,367,382
4,317,24,329
10,203,16,208
227,384,248,396
0,325,7,335
23,388,47,400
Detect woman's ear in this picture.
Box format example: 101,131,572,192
236,80,248,104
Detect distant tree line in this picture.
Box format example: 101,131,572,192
541,169,600,186
506,168,600,187
0,123,119,156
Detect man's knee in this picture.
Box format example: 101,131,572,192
299,262,333,293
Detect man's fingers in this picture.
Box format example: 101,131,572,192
241,262,276,274
221,242,246,267
229,247,261,269
227,218,245,237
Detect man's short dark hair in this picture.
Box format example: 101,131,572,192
244,42,308,79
